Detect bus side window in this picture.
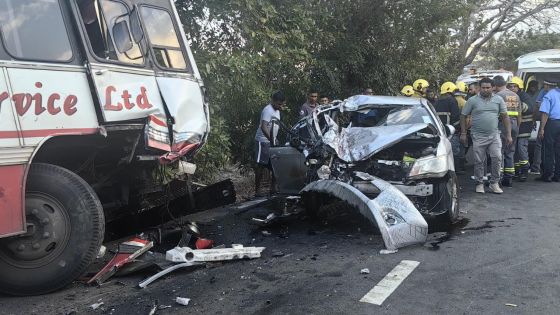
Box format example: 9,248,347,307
78,0,143,65
140,6,191,72
0,0,73,62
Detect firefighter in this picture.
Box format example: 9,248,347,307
413,79,429,98
401,85,414,97
455,81,468,109
435,82,463,171
508,77,533,181
494,75,522,187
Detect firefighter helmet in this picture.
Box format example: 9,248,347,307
401,85,414,97
413,79,429,91
440,82,457,95
508,76,524,89
456,81,468,93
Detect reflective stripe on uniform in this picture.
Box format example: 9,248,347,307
518,133,531,137
507,111,519,117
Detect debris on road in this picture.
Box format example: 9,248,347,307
166,244,265,263
138,262,202,289
379,249,399,255
360,268,370,274
175,297,191,306
88,238,153,285
139,244,265,288
505,303,518,307
262,230,272,236
89,301,104,310
271,250,285,257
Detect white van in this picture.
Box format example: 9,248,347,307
0,0,209,295
516,49,560,141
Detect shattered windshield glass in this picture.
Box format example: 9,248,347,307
352,105,434,128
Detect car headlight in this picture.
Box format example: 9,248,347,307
408,155,448,178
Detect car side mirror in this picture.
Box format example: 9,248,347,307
445,125,456,138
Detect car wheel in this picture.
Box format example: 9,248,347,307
431,172,459,225
0,163,104,296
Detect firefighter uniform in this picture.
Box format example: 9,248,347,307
514,90,534,181
497,89,521,186
435,82,463,170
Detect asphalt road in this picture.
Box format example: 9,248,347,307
1,173,560,315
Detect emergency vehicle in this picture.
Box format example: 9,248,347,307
0,0,208,295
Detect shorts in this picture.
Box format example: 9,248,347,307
255,141,271,166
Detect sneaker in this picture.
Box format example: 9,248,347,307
489,183,503,194
475,184,485,193
529,170,541,175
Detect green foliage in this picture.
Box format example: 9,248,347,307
478,31,560,70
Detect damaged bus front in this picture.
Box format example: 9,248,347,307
271,95,460,251
0,0,212,295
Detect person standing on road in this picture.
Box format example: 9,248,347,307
537,80,560,182
494,75,522,187
319,95,330,105
299,89,319,118
508,77,534,181
436,82,464,173
467,82,480,100
530,81,550,175
254,91,286,196
460,77,513,194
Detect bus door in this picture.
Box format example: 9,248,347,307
70,0,168,135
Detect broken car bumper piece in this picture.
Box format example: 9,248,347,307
301,173,428,251
166,244,265,263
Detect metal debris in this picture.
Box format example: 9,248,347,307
166,245,265,263
138,262,202,289
175,297,191,306
361,268,370,274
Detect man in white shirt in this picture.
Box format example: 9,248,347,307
254,91,286,196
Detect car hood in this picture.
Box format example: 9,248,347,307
322,120,430,162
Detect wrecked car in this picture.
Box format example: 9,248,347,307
269,95,459,250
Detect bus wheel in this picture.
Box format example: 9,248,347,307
0,163,104,296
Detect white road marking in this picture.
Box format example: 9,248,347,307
359,260,420,306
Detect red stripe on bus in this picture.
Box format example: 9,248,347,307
0,128,98,139
0,164,26,237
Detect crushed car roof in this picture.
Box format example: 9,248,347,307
341,95,426,111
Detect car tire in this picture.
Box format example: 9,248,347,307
432,172,459,225
0,163,104,296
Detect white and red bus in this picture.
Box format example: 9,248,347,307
0,0,208,295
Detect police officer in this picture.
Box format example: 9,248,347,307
494,75,522,187
508,77,534,181
436,82,463,171
537,80,560,182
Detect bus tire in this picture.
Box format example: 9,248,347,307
0,163,104,296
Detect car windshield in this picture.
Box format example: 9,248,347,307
351,105,434,127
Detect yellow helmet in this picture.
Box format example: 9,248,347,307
440,82,457,95
455,81,468,93
413,79,429,91
401,85,414,96
508,76,524,89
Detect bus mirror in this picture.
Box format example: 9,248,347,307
113,20,133,53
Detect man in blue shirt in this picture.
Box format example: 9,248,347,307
537,80,560,182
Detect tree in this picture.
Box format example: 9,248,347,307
453,0,560,67
477,31,560,70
